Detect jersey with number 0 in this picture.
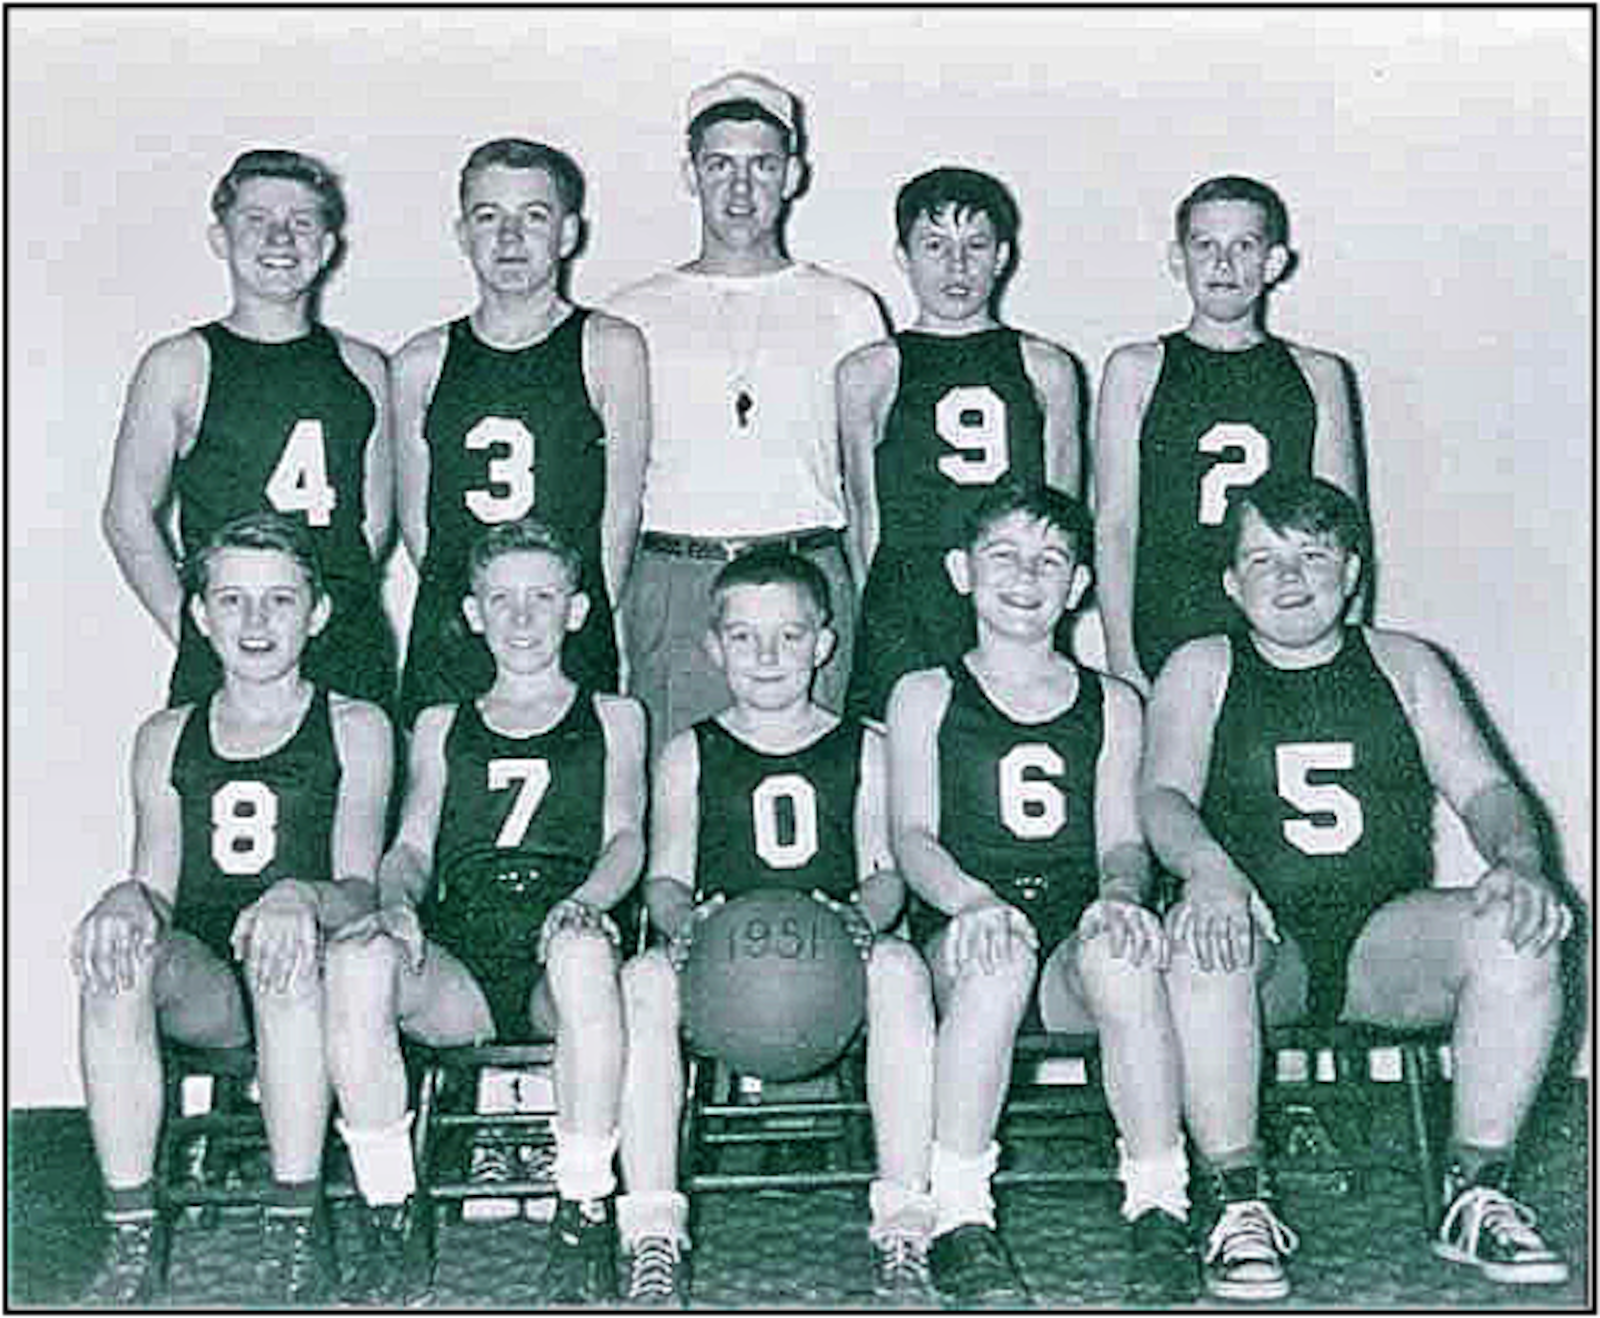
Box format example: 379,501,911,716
170,687,340,961
425,691,606,957
1202,631,1434,1020
910,661,1105,954
400,312,617,723
849,329,1048,719
170,322,394,708
1134,332,1316,678
693,718,866,903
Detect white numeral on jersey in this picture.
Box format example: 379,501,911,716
752,774,819,870
488,758,552,849
998,744,1066,840
211,781,280,876
265,420,338,527
1197,423,1271,526
465,416,537,524
1276,742,1364,856
935,386,1010,485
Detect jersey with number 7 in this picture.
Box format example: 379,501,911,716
170,322,394,706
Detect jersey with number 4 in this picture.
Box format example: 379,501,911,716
849,329,1047,719
400,313,616,723
170,322,393,708
1202,631,1433,1018
911,661,1105,953
1134,332,1315,678
170,687,340,961
693,718,865,903
425,692,606,957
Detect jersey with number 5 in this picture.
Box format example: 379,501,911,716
693,718,865,903
912,662,1105,953
1134,332,1316,677
427,692,606,945
170,687,340,960
1202,631,1433,960
401,313,616,723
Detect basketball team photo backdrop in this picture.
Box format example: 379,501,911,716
7,9,1589,1300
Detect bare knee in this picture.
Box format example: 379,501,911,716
622,951,680,1029
325,936,401,1021
1462,917,1562,1000
949,940,1037,1019
547,928,621,1018
868,939,932,1002
1075,936,1167,1018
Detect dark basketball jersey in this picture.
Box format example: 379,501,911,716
170,687,340,959
910,662,1105,953
400,312,617,724
849,329,1049,720
425,691,606,958
1202,631,1434,1020
693,718,866,903
1134,332,1316,678
170,322,395,708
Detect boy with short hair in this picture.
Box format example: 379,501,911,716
1143,474,1572,1300
393,138,649,724
325,516,647,1305
886,482,1193,1307
102,148,396,709
618,546,938,1306
841,165,1082,721
1094,175,1363,695
72,512,393,1306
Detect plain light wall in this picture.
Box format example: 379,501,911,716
9,9,1589,1107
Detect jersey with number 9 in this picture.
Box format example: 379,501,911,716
170,687,340,960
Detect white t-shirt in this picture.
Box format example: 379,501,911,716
607,262,884,537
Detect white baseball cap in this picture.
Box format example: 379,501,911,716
686,70,796,135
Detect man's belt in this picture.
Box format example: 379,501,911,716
641,527,843,562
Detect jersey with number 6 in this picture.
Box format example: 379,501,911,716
1134,332,1315,678
170,687,340,960
910,662,1105,953
170,322,394,708
849,329,1047,720
400,313,617,724
1202,630,1433,1019
693,717,866,903
425,692,606,959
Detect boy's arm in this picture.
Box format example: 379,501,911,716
72,709,187,994
337,334,395,566
1368,631,1571,954
643,729,702,942
1020,336,1083,497
851,724,905,934
837,341,897,593
570,695,649,912
101,333,207,643
1292,344,1361,503
1092,342,1162,694
585,312,651,608
390,328,449,571
1139,637,1275,970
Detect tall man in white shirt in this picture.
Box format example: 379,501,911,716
608,71,886,742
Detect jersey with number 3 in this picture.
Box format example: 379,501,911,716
693,718,866,903
1134,332,1315,677
400,313,616,723
849,329,1047,719
170,687,340,960
1202,631,1433,1017
426,693,606,951
170,323,393,707
911,662,1105,953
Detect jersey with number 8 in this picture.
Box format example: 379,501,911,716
1202,630,1434,988
170,687,340,961
908,661,1106,954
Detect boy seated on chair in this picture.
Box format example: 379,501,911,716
1142,474,1573,1300
618,546,939,1306
885,481,1194,1307
324,516,647,1305
71,512,393,1307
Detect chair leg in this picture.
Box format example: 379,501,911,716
412,1065,441,1214
1401,1042,1441,1232
678,1055,702,1189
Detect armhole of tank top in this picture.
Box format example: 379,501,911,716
175,329,217,464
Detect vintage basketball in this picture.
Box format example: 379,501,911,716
682,889,868,1082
